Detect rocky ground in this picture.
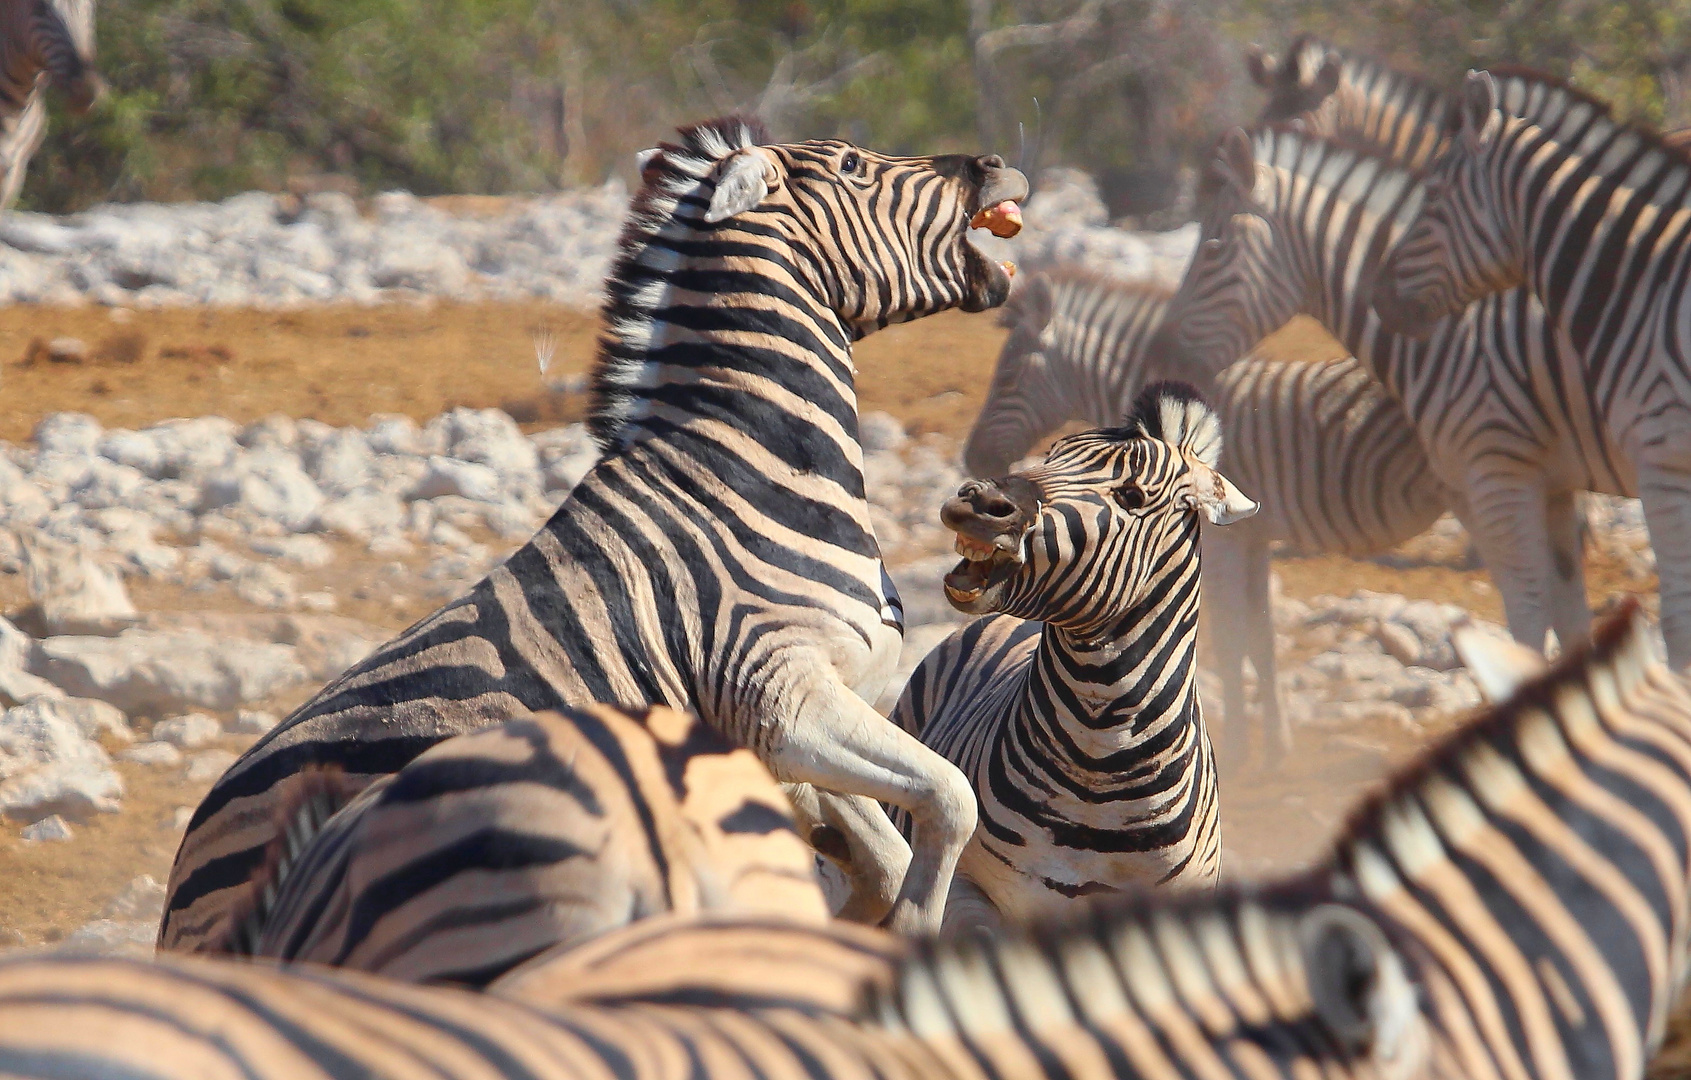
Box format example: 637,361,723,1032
0,390,1663,951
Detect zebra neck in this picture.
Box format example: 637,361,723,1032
1021,587,1203,757
1333,609,1691,1074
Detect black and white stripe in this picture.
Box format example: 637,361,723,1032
894,384,1258,925
0,0,100,210
967,266,1444,755
3,605,1686,1080
161,117,1028,947
222,704,825,987
1377,67,1691,670
1154,122,1616,664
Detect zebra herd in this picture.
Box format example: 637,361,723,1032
2,30,1691,1080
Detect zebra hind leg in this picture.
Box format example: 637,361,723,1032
1544,489,1593,654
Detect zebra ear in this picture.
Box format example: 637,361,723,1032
1215,129,1257,197
1312,56,1342,99
1461,70,1500,152
1182,455,1258,526
1299,905,1422,1061
1451,619,1547,702
1245,45,1277,86
706,149,780,224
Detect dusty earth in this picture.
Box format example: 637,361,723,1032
0,299,1675,1063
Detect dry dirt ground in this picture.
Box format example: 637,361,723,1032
0,301,1670,1017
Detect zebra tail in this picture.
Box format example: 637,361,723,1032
212,766,358,956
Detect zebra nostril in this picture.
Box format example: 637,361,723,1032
980,495,1018,520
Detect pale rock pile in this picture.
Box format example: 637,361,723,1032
0,186,628,308
0,170,1190,309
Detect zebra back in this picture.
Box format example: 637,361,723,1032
963,268,1170,477
1214,353,1444,555
233,705,826,987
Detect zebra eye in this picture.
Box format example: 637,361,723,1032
1113,483,1146,512
841,150,862,175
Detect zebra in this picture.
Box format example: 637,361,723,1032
221,704,827,987
964,266,1445,756
1375,67,1691,672
0,0,101,211
1150,123,1612,664
894,381,1255,927
160,115,1030,947
0,603,1686,1080
1245,35,1456,169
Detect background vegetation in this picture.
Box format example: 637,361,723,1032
22,0,1691,214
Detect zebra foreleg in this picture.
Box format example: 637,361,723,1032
1240,530,1287,762
765,672,976,937
1200,525,1252,760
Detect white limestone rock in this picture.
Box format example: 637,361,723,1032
32,629,308,714
21,814,73,842
150,713,221,749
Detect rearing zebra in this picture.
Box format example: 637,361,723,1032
1376,67,1691,670
897,382,1256,927
161,117,1028,947
3,602,1689,1080
0,0,101,210
965,265,1445,756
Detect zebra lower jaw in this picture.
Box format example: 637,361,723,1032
944,536,1021,610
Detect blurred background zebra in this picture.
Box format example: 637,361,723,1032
1378,68,1691,673
0,0,101,210
1155,123,1606,665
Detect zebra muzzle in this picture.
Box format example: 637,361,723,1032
944,534,1020,605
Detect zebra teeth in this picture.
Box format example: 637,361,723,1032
954,535,998,562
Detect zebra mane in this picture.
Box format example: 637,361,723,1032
1280,36,1451,109
1479,67,1691,166
1130,380,1222,466
212,765,359,956
1334,599,1655,854
872,876,1339,1040
588,115,772,449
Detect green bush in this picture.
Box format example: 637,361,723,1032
19,0,1691,212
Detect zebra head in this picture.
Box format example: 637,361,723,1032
1247,36,1343,130
940,382,1256,630
1374,70,1523,335
962,271,1064,477
1147,129,1304,379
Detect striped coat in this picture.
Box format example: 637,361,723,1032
161,117,1028,947
226,705,826,987
0,604,1686,1080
